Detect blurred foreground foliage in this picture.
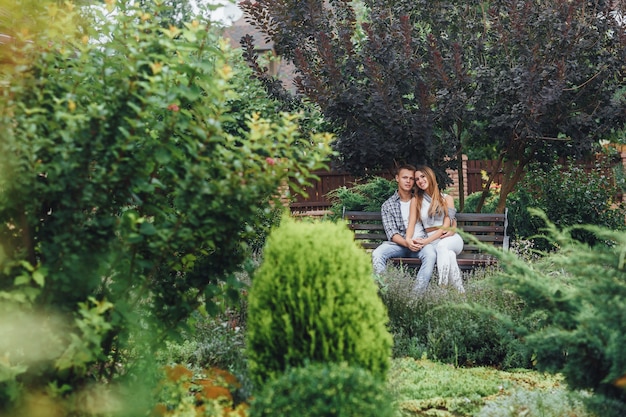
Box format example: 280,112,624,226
0,0,331,414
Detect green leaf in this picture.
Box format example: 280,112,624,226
139,221,157,236
32,270,45,287
13,275,30,286
154,148,171,164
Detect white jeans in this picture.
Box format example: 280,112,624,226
429,232,464,292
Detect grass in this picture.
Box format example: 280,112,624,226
388,357,570,416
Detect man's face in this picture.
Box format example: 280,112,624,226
396,169,415,193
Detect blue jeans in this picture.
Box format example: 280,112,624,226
372,242,437,294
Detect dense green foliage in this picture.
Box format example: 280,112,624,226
152,260,609,417
380,268,534,369
507,160,626,249
327,176,396,217
491,211,626,412
476,387,592,417
246,217,392,386
249,362,396,417
0,0,331,413
389,357,567,416
327,171,455,217
463,189,500,214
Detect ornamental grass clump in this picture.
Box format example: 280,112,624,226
246,216,392,386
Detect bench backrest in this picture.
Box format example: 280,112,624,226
343,209,509,255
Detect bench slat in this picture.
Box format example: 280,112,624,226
466,235,506,243
454,213,506,221
344,211,384,220
348,224,384,231
390,257,497,271
360,243,382,250
353,233,388,240
459,225,505,233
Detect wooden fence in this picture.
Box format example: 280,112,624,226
289,159,505,212
289,160,496,213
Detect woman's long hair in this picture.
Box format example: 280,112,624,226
415,165,446,218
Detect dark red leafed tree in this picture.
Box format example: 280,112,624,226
467,0,626,212
238,0,473,182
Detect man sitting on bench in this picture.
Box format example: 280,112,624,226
371,164,436,293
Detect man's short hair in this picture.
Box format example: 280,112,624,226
396,164,417,176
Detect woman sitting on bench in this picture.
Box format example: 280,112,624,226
406,165,465,293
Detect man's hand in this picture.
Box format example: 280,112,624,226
407,238,425,252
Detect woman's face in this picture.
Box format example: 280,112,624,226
415,171,429,190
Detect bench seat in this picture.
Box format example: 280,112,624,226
343,210,509,271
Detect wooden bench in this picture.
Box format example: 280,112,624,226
343,209,509,271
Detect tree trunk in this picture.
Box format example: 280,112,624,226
479,133,532,213
456,143,465,211
495,157,527,213
475,154,503,213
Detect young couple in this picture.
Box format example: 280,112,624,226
372,164,465,294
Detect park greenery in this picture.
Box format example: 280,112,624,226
330,155,626,248
0,0,331,414
239,0,626,211
1,1,626,417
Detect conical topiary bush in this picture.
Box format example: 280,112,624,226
246,216,392,386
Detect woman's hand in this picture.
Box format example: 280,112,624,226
440,228,456,239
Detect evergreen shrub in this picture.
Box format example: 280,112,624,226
249,362,396,417
382,272,535,369
246,217,393,386
492,211,626,410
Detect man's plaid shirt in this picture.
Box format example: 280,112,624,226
381,191,426,243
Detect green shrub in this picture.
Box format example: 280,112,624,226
388,357,565,416
155,307,252,405
246,216,392,386
492,210,626,407
0,0,332,412
462,189,500,213
246,206,285,254
507,161,626,250
249,362,396,417
327,176,396,217
381,269,534,369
